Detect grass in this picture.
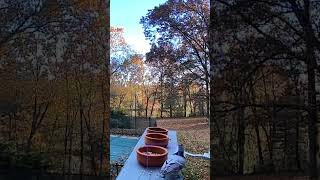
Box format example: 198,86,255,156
157,117,210,180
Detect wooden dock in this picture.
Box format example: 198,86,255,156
116,129,178,179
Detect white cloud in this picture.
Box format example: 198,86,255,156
119,26,151,55
125,35,151,55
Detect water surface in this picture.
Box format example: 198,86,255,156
110,135,139,162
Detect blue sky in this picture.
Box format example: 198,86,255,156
110,0,166,54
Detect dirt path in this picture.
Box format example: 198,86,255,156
157,117,208,130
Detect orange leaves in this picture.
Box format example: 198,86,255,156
131,54,144,66
110,27,127,48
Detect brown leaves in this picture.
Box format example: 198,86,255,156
158,118,210,180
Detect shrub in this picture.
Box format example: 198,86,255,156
0,142,50,171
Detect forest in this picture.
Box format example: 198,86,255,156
110,0,209,121
1,0,320,179
0,0,110,177
209,0,320,179
110,1,210,178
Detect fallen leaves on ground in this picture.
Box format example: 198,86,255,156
157,118,210,180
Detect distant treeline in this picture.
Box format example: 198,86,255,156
0,0,110,176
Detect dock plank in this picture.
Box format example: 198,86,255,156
116,129,178,179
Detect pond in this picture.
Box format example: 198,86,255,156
110,135,139,162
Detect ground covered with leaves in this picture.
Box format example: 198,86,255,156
157,117,210,180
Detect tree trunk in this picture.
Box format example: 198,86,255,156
134,93,137,129
27,97,49,152
303,10,318,177
63,70,70,176
249,79,264,166
160,73,164,118
184,95,187,117
118,95,124,109
8,113,12,140
63,112,69,176
254,117,264,166
261,69,273,160
295,116,301,170
205,77,210,118
68,111,76,177
251,94,264,167
237,89,245,174
150,95,156,117
27,95,38,151
145,95,149,120
289,1,320,176
80,106,84,178
306,49,318,179
84,112,97,176
99,77,106,175
14,112,18,149
237,106,245,174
